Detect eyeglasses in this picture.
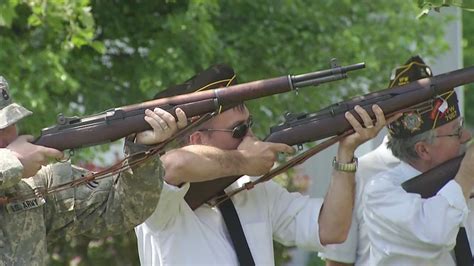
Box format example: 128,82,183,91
434,118,464,140
199,116,253,139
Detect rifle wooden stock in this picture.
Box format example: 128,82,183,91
185,65,474,210
402,155,463,198
34,62,364,150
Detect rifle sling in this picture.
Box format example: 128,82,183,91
216,191,255,266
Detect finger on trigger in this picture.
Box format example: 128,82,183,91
285,146,296,154
273,143,295,154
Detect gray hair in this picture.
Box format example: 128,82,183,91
387,129,436,162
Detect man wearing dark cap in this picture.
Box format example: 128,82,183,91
0,75,188,265
363,56,474,265
320,56,445,266
135,64,388,265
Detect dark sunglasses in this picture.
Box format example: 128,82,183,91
434,117,464,140
200,116,253,139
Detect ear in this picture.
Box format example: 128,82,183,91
414,141,432,161
189,132,204,145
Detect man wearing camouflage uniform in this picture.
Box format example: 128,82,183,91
0,76,183,265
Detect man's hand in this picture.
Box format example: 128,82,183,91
237,136,295,176
136,107,187,145
340,105,386,151
7,135,64,178
337,105,399,161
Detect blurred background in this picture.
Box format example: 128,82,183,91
0,1,472,265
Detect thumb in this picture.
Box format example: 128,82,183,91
19,135,35,142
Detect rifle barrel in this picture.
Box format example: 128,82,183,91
292,62,365,84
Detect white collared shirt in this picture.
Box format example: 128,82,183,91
363,162,469,265
319,137,401,265
135,176,324,266
466,199,474,255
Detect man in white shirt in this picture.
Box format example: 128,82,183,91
135,64,389,265
319,57,426,266
363,56,474,265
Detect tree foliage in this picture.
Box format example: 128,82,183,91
416,0,474,18
462,10,474,125
0,0,449,265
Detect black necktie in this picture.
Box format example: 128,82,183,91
454,227,473,266
217,191,255,266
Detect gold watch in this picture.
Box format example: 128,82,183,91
332,157,358,172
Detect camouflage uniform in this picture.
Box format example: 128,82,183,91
0,76,164,266
0,148,23,188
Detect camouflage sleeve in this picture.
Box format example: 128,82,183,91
0,148,23,190
43,141,164,240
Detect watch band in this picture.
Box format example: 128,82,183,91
332,157,358,172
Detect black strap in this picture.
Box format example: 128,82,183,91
217,191,255,266
454,227,473,266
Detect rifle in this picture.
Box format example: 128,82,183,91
34,61,365,151
184,65,474,210
401,155,463,198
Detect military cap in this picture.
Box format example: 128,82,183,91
153,64,237,99
0,76,32,129
387,56,460,138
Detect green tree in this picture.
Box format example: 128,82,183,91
0,1,449,265
463,10,474,126
416,0,474,18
